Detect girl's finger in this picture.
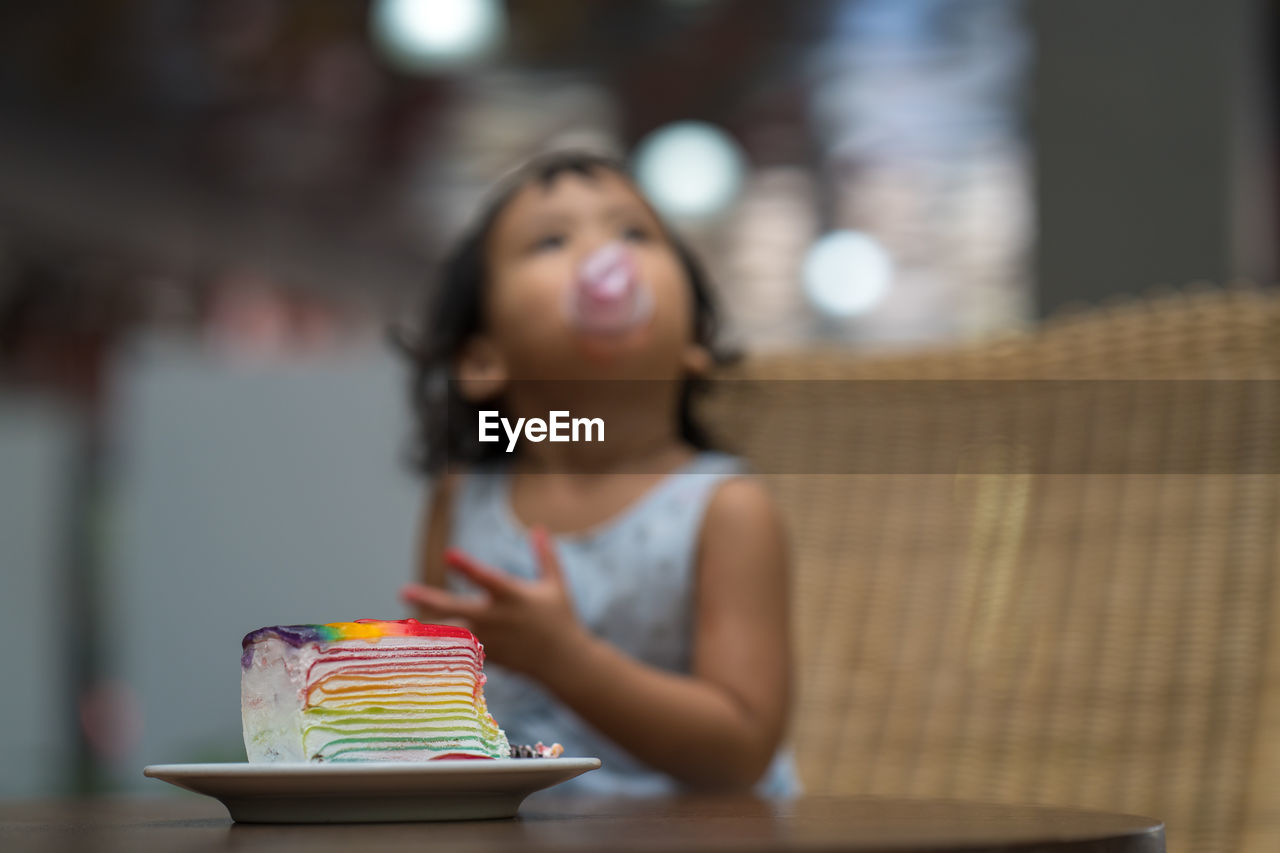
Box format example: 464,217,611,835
399,582,487,620
530,526,566,586
444,548,521,598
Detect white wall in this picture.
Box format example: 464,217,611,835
100,337,423,790
0,395,77,795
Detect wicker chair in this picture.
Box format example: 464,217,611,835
701,285,1280,853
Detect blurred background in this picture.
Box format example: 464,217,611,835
0,0,1275,796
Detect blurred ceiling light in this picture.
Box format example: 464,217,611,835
632,122,746,221
369,0,504,73
802,230,893,318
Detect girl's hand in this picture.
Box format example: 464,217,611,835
399,527,586,679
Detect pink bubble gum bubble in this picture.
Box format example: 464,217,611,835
566,241,653,335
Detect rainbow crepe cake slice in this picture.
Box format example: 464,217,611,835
241,619,510,763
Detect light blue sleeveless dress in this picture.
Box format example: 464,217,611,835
445,451,801,796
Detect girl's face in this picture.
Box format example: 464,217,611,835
476,169,703,380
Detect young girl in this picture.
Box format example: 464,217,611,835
396,151,797,796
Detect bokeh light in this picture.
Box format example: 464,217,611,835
369,0,504,73
79,680,144,761
802,230,894,318
632,121,746,221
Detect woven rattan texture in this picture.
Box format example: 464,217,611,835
702,286,1280,853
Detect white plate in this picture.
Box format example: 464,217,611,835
143,758,601,823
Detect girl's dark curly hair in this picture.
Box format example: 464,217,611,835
393,150,732,476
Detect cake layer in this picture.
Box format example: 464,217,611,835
241,619,509,763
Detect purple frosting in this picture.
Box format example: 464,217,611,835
240,625,332,669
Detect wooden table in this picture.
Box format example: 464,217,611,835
0,794,1164,852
